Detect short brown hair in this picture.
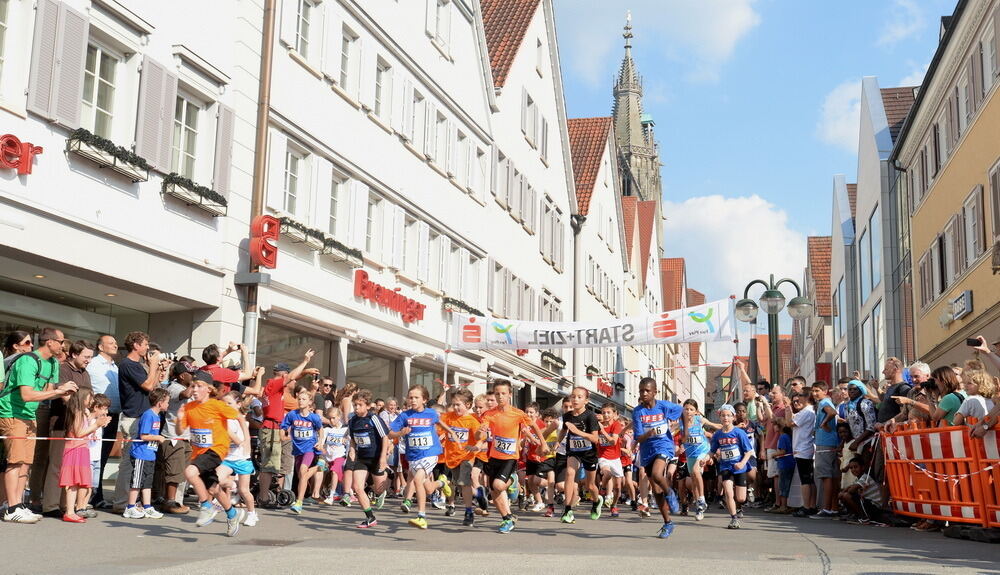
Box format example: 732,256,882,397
38,327,61,343
68,340,94,358
353,389,373,404
451,388,473,407
601,402,618,413
491,380,512,392
123,331,149,353
91,393,111,410
572,386,590,398
148,388,169,405
408,384,429,401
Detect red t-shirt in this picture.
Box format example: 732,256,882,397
261,376,287,428
525,418,548,463
202,364,239,395
597,420,624,460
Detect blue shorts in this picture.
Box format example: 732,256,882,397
222,459,255,476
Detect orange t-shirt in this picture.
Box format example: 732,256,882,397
480,406,534,461
526,418,548,462
440,412,480,468
182,399,239,460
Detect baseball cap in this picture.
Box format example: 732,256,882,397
171,361,197,379
193,371,213,385
274,362,291,373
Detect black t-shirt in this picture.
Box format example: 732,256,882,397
563,410,599,457
349,413,388,460
877,382,912,423
118,357,150,418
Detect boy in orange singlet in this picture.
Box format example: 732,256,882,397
440,388,480,526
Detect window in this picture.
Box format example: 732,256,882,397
834,277,845,340
494,153,509,206
984,30,997,90
433,0,451,48
861,315,872,378
295,0,313,58
859,227,871,304
410,90,425,147
870,205,882,290
428,231,441,288
329,174,346,236
403,215,417,275
522,91,538,145
435,112,447,165
991,162,1000,242
282,149,303,214
455,132,469,187
958,73,970,133
82,44,117,138
171,95,200,178
365,195,381,254
535,38,543,76
963,186,985,266
932,123,941,176
0,0,9,83
873,301,885,374
540,118,549,163
339,26,358,94
374,59,392,119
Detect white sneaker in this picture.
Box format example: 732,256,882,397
143,506,164,519
3,506,40,524
243,511,259,526
323,495,334,505
122,506,146,519
530,501,546,512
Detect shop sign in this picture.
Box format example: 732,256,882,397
250,215,280,269
354,269,426,323
0,134,43,175
951,290,973,321
597,377,613,396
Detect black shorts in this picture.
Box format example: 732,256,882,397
525,460,541,477
720,469,748,487
191,450,223,489
642,454,678,479
703,461,717,480
353,458,386,477
623,463,633,475
473,458,486,471
795,457,815,486
484,458,518,484
129,456,155,490
567,452,598,472
534,458,556,478
433,462,447,478
675,462,690,481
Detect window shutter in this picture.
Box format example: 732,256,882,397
523,185,535,233
50,3,89,128
266,129,287,212
944,96,954,156
440,0,452,47
439,236,451,292
417,222,431,282
496,156,508,208
213,104,236,197
378,201,393,264
541,118,548,161
358,39,376,110
992,169,1000,242
971,50,984,110
555,219,565,272
26,0,60,120
490,147,499,197
945,215,961,280
321,3,342,81
995,7,1000,78
446,122,457,176
973,185,985,257
399,79,414,139
350,180,370,249
487,257,496,311
951,88,961,143
423,102,436,160
425,0,436,37
135,56,177,171
965,59,975,123
520,89,527,134
510,172,522,221
279,0,298,48
459,247,471,299
312,157,333,231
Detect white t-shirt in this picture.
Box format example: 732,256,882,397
88,417,103,461
791,406,816,459
225,419,249,462
957,395,994,421
323,425,349,461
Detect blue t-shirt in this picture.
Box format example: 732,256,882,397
681,415,710,460
391,407,443,460
632,400,683,465
710,427,753,474
130,408,161,461
814,397,840,447
281,410,323,456
776,434,795,471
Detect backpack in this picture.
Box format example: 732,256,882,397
0,352,57,398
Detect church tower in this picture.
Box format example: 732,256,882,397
612,12,662,204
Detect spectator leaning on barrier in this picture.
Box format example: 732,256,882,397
887,361,933,430
953,370,996,427
0,328,79,524
930,366,965,426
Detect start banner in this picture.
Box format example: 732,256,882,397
451,298,736,350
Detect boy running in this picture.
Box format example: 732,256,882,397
597,403,624,518
440,388,481,526
632,377,683,539
348,389,390,528
281,387,325,514
558,387,602,523
176,372,245,536
710,404,754,529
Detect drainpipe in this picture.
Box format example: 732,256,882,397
242,0,277,366
570,214,585,393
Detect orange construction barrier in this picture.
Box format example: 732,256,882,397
882,420,999,528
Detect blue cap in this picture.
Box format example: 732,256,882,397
274,362,291,373
718,404,736,415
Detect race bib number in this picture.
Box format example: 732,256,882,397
408,433,432,449
191,428,212,448
720,445,739,462
599,436,615,446
451,427,469,443
326,434,343,447
685,434,703,446
147,441,159,451
493,435,516,455
569,435,592,452
354,432,372,448
648,422,668,438
293,427,314,440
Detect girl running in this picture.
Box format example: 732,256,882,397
679,399,721,521
219,391,258,526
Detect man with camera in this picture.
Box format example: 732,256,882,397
0,328,79,524
200,342,255,395
112,331,167,513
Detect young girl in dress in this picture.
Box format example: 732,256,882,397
61,389,110,523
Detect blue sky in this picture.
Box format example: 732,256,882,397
553,0,955,322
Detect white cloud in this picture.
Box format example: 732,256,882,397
816,79,862,154
899,61,928,86
878,0,924,47
553,0,760,86
664,195,806,362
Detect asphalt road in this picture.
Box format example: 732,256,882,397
1,499,996,574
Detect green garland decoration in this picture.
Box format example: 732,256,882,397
279,217,363,263
442,297,483,317
162,173,228,207
68,128,150,171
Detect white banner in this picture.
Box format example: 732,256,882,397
451,299,735,350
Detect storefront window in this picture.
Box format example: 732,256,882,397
257,322,331,377
410,364,442,403
347,348,394,401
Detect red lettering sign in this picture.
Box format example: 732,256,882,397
0,134,43,175
597,378,613,396
354,269,426,323
250,215,280,269
652,313,678,339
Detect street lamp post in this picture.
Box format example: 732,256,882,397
735,274,814,391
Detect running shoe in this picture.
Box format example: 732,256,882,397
498,519,515,534
290,502,303,514
463,510,475,527
475,489,489,511
736,508,744,519
530,501,546,512
728,516,741,529
507,479,520,500
544,504,555,518
665,489,680,514
374,491,387,510
591,496,604,520
657,521,675,539
438,474,453,498
195,503,218,527
122,506,145,519
610,506,620,518
630,499,638,511
431,495,446,510
679,505,689,516
747,487,755,503
227,508,246,537
339,495,352,508
143,506,164,519
401,499,412,514
695,501,706,522
323,495,334,505
357,517,378,529
809,509,837,520
408,516,428,529
560,509,575,524
445,504,456,517
243,511,259,526
638,504,651,518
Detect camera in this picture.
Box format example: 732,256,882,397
919,378,936,390
152,351,178,361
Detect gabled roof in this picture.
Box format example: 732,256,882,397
567,117,613,216
686,288,706,365
622,195,638,260
480,0,541,89
846,183,857,218
880,87,917,144
660,258,685,312
637,201,657,286
807,236,833,317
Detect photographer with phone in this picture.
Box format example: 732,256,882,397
201,342,255,395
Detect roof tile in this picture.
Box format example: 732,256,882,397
660,257,685,312
567,117,613,216
807,236,833,317
622,196,638,261
686,288,706,363
637,201,657,286
880,87,917,144
480,0,541,88
846,183,857,218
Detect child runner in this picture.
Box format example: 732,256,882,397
348,389,390,528
679,399,720,521
218,391,257,526
281,387,326,514
177,372,246,536
619,416,637,509
440,388,481,526
596,403,624,518
710,404,754,529
560,387,603,523
124,388,168,519
533,408,561,516
632,377,683,539
320,407,349,504
60,389,109,523
476,380,549,533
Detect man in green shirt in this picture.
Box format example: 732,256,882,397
0,328,78,524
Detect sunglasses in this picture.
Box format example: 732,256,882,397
19,339,31,346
